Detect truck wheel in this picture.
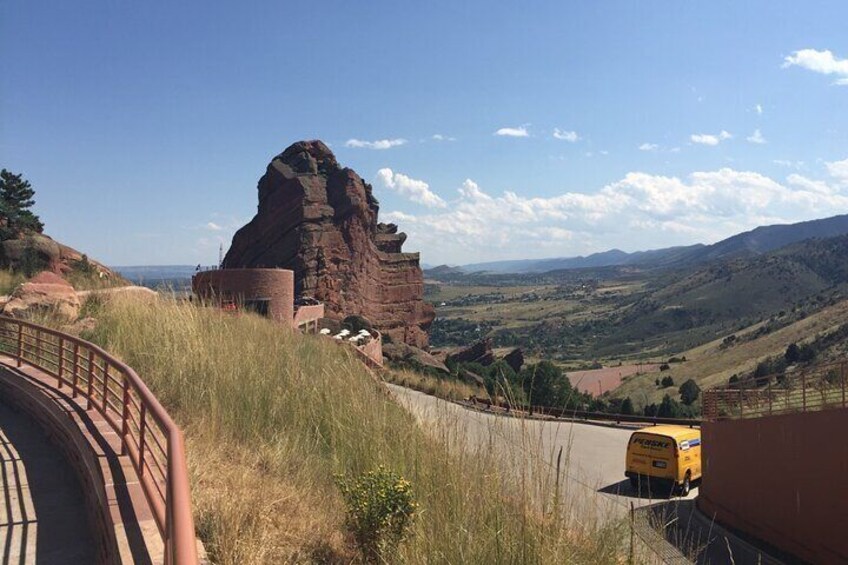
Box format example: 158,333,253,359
679,474,691,497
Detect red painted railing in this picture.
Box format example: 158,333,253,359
703,360,847,421
0,317,198,564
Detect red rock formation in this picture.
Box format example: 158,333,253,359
223,140,434,347
3,271,80,321
1,233,118,280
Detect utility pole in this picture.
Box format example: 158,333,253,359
218,243,224,269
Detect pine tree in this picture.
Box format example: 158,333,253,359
0,169,44,239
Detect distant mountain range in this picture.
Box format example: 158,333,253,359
435,213,848,276
112,265,213,287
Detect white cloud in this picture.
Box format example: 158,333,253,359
553,128,579,142
431,134,455,142
787,174,833,195
639,143,659,151
783,49,848,85
376,168,447,208
827,157,848,184
206,222,223,231
383,211,417,223
345,138,407,150
691,130,732,146
494,126,529,137
773,159,805,169
747,129,767,144
391,162,848,264
755,104,763,115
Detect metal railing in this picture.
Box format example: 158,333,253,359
703,360,847,421
465,397,701,427
0,317,198,564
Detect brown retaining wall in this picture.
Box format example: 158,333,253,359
193,269,294,323
698,408,848,564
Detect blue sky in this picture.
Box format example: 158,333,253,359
2,1,847,266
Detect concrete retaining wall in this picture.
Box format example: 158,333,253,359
293,304,324,331
699,408,848,564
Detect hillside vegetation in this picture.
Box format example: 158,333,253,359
78,294,623,564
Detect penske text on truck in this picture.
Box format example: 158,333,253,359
625,425,701,496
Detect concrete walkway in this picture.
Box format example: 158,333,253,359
0,399,96,564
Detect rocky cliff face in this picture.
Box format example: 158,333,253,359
223,140,434,347
0,233,118,280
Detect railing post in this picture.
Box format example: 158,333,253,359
57,336,65,388
34,328,39,365
71,342,80,398
166,445,175,565
121,376,130,456
102,361,110,413
802,372,807,412
138,403,147,477
738,384,744,418
767,381,772,416
87,349,95,411
16,324,22,367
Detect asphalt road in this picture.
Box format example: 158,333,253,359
387,384,786,565
386,384,698,519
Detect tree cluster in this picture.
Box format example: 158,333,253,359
0,169,43,240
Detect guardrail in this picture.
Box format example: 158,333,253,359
0,316,198,564
703,360,847,421
467,397,701,427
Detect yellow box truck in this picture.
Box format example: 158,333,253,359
625,425,701,496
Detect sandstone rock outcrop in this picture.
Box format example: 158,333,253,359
0,233,118,280
383,342,449,374
3,271,80,321
223,140,434,347
446,339,496,367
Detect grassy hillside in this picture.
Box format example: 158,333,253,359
78,295,622,564
611,298,848,407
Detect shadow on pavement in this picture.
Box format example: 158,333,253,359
638,498,798,565
598,478,679,500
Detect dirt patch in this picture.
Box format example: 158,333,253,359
566,364,662,396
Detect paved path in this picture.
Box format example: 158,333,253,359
387,385,697,518
388,384,785,564
0,399,96,564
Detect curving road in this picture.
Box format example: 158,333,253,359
388,384,790,565
386,384,698,521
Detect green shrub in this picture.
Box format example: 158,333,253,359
335,465,417,561
679,378,701,405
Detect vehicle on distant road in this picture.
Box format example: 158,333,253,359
625,425,701,496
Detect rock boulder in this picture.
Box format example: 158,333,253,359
223,140,434,347
446,339,496,367
3,271,80,321
383,342,449,374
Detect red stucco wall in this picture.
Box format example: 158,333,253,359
192,269,294,323
698,408,848,564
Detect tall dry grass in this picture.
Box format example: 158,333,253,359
79,294,624,564
383,367,484,401
0,269,25,295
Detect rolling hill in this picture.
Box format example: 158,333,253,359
456,213,848,274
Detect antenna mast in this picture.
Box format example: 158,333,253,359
218,243,224,268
